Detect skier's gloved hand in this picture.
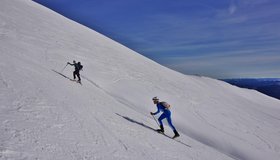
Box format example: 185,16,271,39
150,112,155,115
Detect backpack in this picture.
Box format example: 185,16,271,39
160,101,171,109
79,64,83,71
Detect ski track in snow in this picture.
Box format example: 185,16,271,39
82,74,151,120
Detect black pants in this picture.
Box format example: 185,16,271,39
73,70,81,81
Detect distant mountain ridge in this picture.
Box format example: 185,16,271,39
222,78,280,100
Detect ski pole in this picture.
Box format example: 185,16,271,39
61,63,68,73
151,114,160,127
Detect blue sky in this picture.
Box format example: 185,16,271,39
34,0,280,79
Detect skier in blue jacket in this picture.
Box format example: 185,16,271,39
150,97,180,138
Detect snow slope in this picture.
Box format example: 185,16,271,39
1,0,280,160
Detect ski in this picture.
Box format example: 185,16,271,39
70,79,82,85
153,129,191,148
52,69,82,85
154,129,177,139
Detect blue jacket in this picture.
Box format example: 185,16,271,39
154,102,171,116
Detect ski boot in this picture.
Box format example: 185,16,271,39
172,130,180,139
156,125,164,133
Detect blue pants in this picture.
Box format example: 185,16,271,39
158,110,176,131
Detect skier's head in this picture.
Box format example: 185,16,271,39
152,97,159,104
78,62,81,65
73,60,76,64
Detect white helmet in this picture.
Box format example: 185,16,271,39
152,97,159,101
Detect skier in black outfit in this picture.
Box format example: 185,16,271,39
67,60,83,83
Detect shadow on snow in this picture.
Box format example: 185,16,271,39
115,113,191,148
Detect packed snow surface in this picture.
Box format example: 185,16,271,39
1,0,280,160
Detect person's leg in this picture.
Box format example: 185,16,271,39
73,71,76,79
158,113,166,126
157,114,166,132
77,72,81,82
166,116,176,131
166,114,180,138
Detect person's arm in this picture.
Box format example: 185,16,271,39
151,105,160,115
67,62,74,66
